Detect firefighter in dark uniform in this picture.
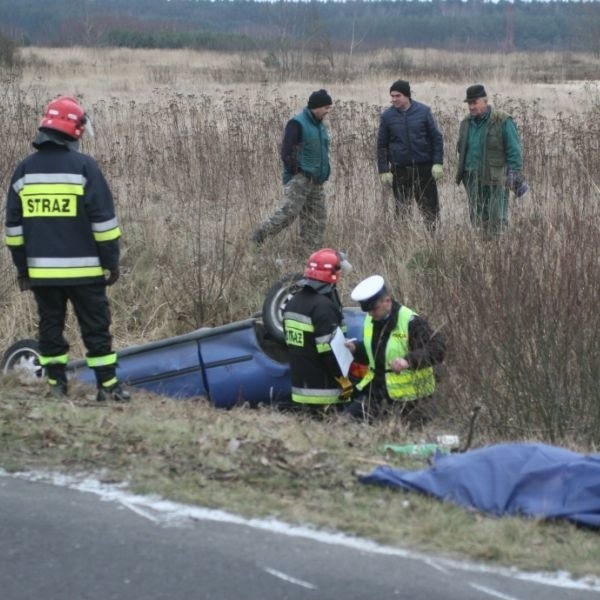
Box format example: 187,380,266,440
283,248,353,411
4,95,130,402
345,275,445,426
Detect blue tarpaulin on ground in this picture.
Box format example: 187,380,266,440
360,443,600,527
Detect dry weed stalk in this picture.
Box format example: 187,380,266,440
0,49,598,444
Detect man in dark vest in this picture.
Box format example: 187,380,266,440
251,90,332,248
456,84,527,235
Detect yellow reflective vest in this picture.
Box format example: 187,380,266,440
356,306,436,402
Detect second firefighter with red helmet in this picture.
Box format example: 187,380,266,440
283,248,353,408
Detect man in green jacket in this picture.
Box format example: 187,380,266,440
251,89,332,248
456,84,527,235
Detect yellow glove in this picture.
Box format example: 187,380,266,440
431,164,444,182
335,376,353,400
380,172,394,187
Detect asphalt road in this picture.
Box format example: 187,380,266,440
0,474,597,600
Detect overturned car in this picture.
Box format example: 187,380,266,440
1,276,364,408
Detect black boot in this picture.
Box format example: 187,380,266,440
46,365,68,398
47,380,68,398
97,382,131,403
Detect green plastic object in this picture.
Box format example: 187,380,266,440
381,443,449,458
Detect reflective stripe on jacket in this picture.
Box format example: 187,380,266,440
284,285,346,405
357,306,436,402
5,144,121,286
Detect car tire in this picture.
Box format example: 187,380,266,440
262,273,304,343
1,339,44,382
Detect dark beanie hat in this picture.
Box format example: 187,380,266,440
390,79,411,98
464,84,487,102
307,89,333,109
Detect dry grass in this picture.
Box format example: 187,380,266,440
1,378,599,577
0,48,598,582
0,46,599,575
1,47,599,445
16,46,600,109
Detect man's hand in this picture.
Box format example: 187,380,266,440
17,276,31,292
506,170,529,199
335,376,353,400
514,181,529,198
380,172,394,187
390,358,410,373
104,267,120,286
344,337,357,353
431,164,444,182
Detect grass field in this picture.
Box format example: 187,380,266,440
2,377,600,580
0,47,599,578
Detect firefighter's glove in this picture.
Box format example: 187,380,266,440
380,172,394,187
431,164,444,182
335,376,353,400
17,276,31,292
105,267,120,286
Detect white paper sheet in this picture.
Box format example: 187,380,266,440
330,327,354,377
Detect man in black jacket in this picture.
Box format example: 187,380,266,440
5,95,129,402
283,248,353,412
377,80,444,230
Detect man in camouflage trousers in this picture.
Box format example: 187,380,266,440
251,89,333,248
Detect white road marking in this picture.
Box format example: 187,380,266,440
120,499,161,523
423,557,449,574
469,582,521,600
264,567,317,590
3,469,600,594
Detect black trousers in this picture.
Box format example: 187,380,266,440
345,383,435,429
392,163,439,229
33,284,115,386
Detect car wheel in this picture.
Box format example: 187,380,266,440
1,339,43,383
262,273,303,343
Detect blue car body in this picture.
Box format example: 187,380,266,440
66,309,365,408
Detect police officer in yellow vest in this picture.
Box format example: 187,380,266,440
345,275,445,426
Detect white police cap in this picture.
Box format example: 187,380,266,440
350,275,388,311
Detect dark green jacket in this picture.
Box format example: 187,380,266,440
283,107,330,185
455,107,522,186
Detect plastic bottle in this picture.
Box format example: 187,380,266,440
381,443,448,458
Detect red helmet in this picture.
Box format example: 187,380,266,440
304,248,343,284
39,96,87,140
